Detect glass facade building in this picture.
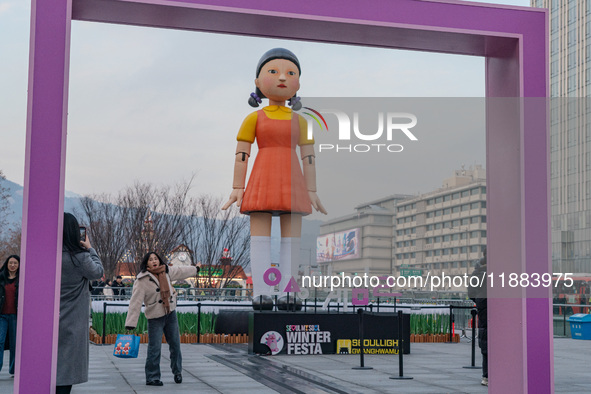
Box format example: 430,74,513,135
534,0,591,273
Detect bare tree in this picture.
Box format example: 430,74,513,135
78,195,129,281
183,195,250,289
0,171,19,260
119,180,193,275
0,225,21,261
0,170,11,231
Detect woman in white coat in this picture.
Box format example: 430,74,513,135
125,252,200,386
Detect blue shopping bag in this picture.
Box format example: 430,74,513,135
113,334,140,358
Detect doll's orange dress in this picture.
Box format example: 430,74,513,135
239,108,312,216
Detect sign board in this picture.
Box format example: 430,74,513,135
249,312,410,355
400,269,422,277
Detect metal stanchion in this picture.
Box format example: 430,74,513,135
463,309,480,369
390,310,413,379
102,302,107,345
352,308,373,370
448,305,454,343
197,303,202,344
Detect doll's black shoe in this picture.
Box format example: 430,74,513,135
252,295,273,311
174,374,182,383
277,295,302,311
146,380,163,386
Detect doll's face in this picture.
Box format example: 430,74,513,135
255,59,300,103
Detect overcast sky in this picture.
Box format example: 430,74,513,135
1,0,532,218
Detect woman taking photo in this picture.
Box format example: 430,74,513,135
57,213,104,394
125,252,200,386
0,255,20,376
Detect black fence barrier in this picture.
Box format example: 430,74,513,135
97,300,478,347
352,309,373,370
100,301,241,345
390,310,413,380
463,309,480,369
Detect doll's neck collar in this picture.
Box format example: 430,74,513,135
264,105,292,113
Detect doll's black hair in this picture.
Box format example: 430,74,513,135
248,48,302,111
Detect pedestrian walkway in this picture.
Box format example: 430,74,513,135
0,337,589,393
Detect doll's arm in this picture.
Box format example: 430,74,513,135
300,144,327,214
222,140,252,210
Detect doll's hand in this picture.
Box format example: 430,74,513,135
222,188,244,210
308,192,327,215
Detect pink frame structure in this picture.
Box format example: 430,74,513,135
21,0,548,393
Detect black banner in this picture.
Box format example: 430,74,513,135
248,311,410,355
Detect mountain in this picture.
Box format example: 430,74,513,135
0,177,322,267
0,178,83,228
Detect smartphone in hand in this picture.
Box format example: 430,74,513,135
79,226,87,242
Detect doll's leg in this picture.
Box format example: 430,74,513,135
278,214,302,293
250,213,273,298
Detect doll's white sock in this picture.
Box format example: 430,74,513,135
279,237,301,294
250,236,272,298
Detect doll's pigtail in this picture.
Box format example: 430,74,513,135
289,96,302,111
249,92,262,108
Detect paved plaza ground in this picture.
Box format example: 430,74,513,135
0,337,589,393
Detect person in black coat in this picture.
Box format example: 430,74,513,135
0,255,20,375
111,275,127,299
468,247,487,387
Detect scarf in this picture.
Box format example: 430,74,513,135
147,265,171,314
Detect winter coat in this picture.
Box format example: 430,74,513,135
0,272,18,352
468,256,487,300
125,265,199,328
468,256,487,329
57,248,103,386
0,271,18,314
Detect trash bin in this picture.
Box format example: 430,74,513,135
568,314,591,340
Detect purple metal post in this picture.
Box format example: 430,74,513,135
19,0,72,392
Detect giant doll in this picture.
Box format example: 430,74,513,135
222,48,327,307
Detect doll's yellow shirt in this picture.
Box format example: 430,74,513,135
236,106,314,145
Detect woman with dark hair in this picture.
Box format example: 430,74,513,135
125,252,200,386
56,213,103,394
222,48,326,304
0,255,20,375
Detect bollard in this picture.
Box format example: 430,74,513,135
352,308,373,370
390,310,413,379
448,305,454,343
463,309,480,369
102,302,107,346
197,303,202,344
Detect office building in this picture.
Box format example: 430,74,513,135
534,0,591,272
318,166,487,290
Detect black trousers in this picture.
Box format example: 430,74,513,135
478,327,488,378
